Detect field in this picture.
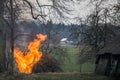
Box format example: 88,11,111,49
61,46,95,72
0,46,111,80
0,73,111,80
61,46,80,72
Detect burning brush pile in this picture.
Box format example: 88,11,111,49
14,33,46,74
14,33,61,74
13,21,61,74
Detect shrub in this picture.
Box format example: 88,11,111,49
33,45,68,73
32,54,62,73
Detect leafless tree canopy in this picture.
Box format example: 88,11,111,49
0,0,76,74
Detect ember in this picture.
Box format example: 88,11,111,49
14,34,47,74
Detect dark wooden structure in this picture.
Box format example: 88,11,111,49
95,37,120,76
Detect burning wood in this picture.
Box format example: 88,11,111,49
14,33,47,74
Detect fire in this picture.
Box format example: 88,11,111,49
14,34,47,74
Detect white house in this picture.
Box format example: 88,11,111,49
60,38,68,46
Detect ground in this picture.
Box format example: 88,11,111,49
0,73,111,80
61,46,95,72
0,46,110,80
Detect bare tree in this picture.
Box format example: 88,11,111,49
0,0,9,73
69,0,120,63
0,0,76,74
0,0,18,74
73,0,117,52
22,0,74,24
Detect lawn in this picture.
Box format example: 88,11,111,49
61,46,95,73
0,46,112,80
0,73,111,80
61,46,80,72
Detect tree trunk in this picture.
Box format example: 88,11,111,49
9,0,15,75
0,0,7,73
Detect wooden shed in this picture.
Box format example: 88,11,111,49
95,37,120,76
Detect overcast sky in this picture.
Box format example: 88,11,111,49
23,0,118,24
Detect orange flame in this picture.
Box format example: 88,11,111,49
14,34,47,74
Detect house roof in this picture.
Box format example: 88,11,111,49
60,38,67,42
97,36,120,55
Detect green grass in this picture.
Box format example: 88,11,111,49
81,62,95,72
11,73,111,80
0,46,111,80
61,46,80,72
61,46,95,72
